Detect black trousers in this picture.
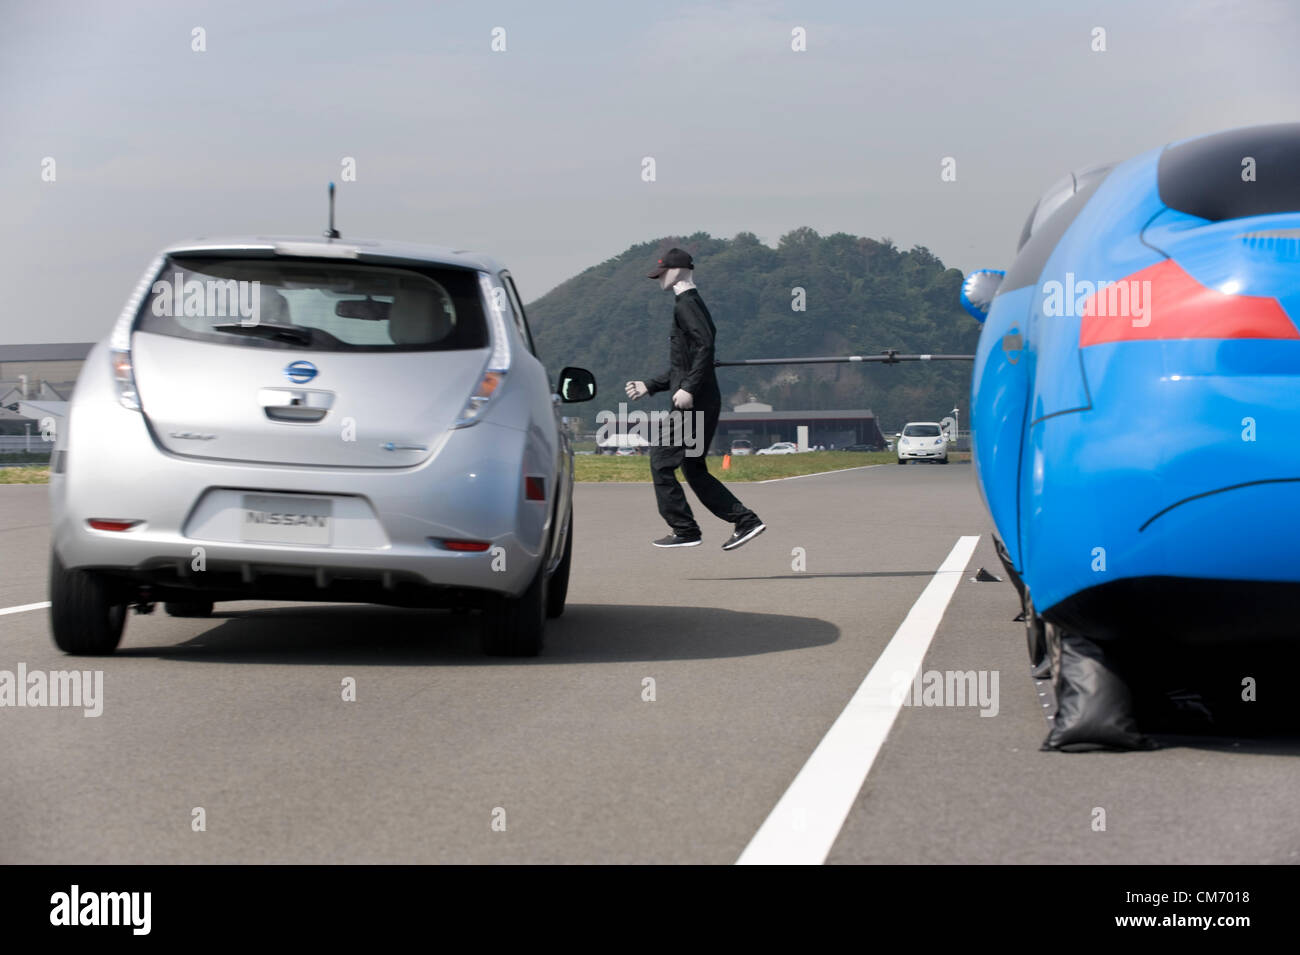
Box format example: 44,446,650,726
650,399,755,536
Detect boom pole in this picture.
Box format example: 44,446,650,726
714,350,974,367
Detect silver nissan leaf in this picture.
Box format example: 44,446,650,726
48,235,595,656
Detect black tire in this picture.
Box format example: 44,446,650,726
897,458,907,465
546,517,572,619
165,600,214,618
481,555,547,657
1024,595,1050,678
939,456,950,465
1043,618,1062,682
48,552,126,655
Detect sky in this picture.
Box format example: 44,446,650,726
2,0,1297,344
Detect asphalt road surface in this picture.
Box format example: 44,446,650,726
2,465,1297,864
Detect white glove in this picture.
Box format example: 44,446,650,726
625,380,648,400
672,388,693,410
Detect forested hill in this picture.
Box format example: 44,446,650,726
526,229,979,431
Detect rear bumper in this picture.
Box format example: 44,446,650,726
51,391,552,600
1022,343,1300,613
1044,576,1300,645
1028,462,1300,616
87,556,502,609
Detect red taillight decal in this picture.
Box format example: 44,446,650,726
87,519,141,532
1078,259,1298,346
442,539,491,552
525,476,546,501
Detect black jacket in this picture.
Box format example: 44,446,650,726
645,288,721,404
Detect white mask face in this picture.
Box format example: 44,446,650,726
660,267,690,290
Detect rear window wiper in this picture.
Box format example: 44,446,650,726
211,322,314,347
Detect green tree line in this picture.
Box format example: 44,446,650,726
527,229,980,433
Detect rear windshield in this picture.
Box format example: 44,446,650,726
135,256,489,352
1000,168,1111,294
904,425,941,437
1158,124,1300,222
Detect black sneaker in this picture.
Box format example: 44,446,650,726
653,533,702,548
722,518,766,551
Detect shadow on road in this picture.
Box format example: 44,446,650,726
116,602,839,665
1144,734,1300,756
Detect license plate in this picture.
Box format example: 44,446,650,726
240,495,332,546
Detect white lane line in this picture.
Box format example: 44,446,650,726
0,601,50,616
752,465,882,484
736,534,981,865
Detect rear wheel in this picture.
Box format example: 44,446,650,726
546,518,572,619
1024,595,1049,678
165,600,214,618
481,555,547,657
48,552,126,655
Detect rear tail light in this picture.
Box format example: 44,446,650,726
111,349,141,410
108,255,164,413
87,519,143,532
525,476,546,501
452,272,516,429
439,539,492,552
452,370,505,428
1079,259,1298,346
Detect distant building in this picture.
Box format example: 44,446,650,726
0,406,32,427
0,343,93,437
716,407,886,452
0,343,93,400
13,399,69,424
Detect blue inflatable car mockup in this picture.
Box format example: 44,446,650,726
963,123,1300,747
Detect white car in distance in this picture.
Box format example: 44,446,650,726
896,422,949,464
755,442,799,455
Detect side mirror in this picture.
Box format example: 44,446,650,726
960,269,1005,323
556,366,596,403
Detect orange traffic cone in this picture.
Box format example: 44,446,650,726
722,454,731,470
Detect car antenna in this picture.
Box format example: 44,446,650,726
324,181,340,240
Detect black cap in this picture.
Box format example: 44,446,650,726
647,247,694,279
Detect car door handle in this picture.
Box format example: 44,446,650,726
258,388,334,422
